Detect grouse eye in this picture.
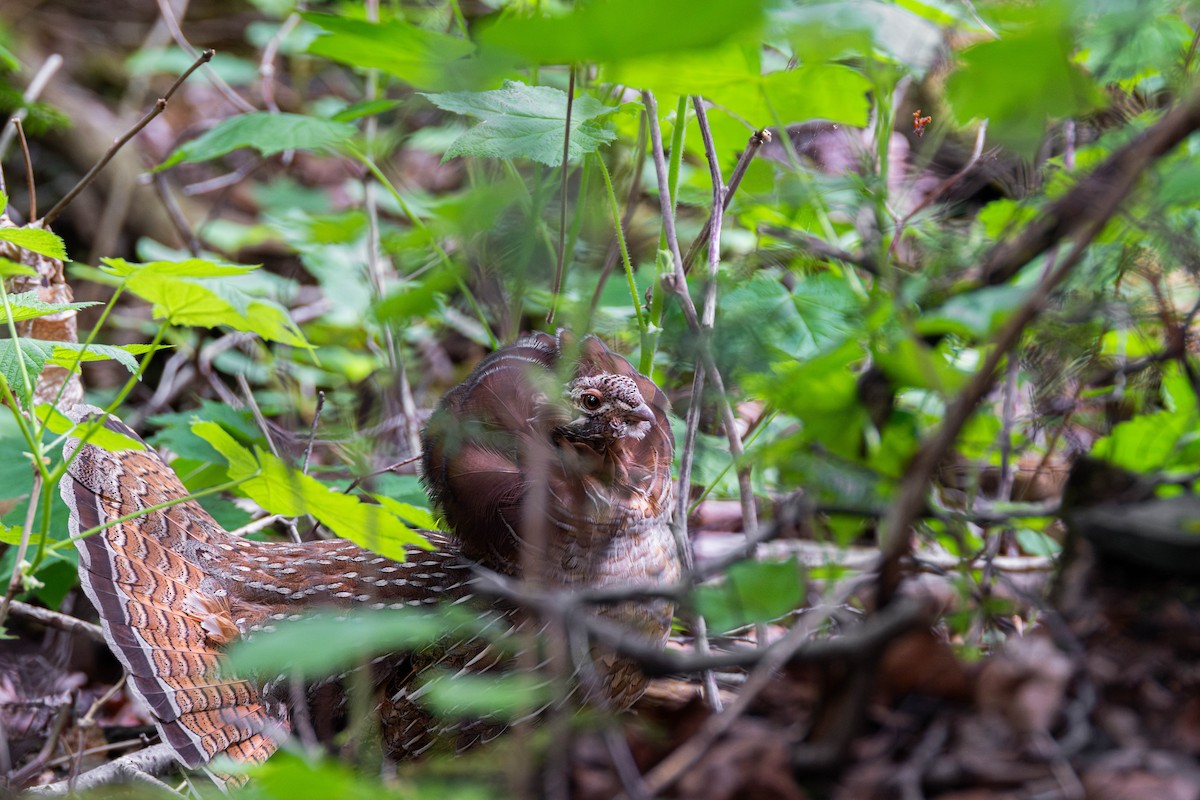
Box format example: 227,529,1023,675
581,391,603,410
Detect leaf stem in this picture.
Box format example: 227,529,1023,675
547,65,575,326
594,153,646,333
0,281,36,409
50,477,249,551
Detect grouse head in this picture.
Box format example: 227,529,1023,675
562,372,656,443
420,332,673,573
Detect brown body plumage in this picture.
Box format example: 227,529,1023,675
63,332,679,775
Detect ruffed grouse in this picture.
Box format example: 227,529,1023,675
63,332,678,777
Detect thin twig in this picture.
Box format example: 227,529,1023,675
0,473,43,630
681,127,769,274
237,373,279,457
758,226,879,274
237,374,304,544
40,49,213,227
14,119,36,220
547,65,575,326
150,171,201,256
302,390,325,475
47,737,145,770
6,599,105,642
0,53,63,174
153,0,255,113
228,514,282,537
182,159,261,195
680,94,741,713
603,725,652,800
72,676,129,782
45,737,144,770
260,13,300,114
9,698,73,789
617,601,929,799
997,359,1019,502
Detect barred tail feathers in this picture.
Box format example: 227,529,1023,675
62,408,284,772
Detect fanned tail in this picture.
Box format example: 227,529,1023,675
61,407,285,778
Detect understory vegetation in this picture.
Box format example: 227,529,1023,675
2,0,1200,797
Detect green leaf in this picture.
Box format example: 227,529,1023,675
478,0,765,65
419,671,549,721
45,341,161,372
0,339,45,405
374,495,438,530
330,99,401,123
873,338,968,395
696,557,805,634
0,227,67,261
612,48,871,128
423,81,619,166
918,285,1031,339
232,752,377,800
1092,366,1199,473
945,23,1105,158
158,112,357,170
751,340,868,459
38,406,146,452
1015,528,1061,557
777,1,943,73
191,421,260,478
227,607,476,679
0,524,24,545
374,262,461,322
149,400,264,463
0,339,158,405
1080,8,1192,86
304,13,475,89
1,291,100,324
101,258,310,347
193,421,429,559
716,271,859,373
0,258,38,278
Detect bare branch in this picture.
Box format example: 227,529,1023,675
13,119,36,220
620,600,930,799
260,13,301,114
5,599,105,643
682,127,770,274
980,89,1200,286
547,66,575,326
758,226,879,274
25,743,181,796
40,49,213,227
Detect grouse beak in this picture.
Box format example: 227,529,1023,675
629,403,655,425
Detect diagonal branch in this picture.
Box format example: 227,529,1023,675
979,90,1200,286
682,127,769,274
876,85,1200,604
40,49,213,227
